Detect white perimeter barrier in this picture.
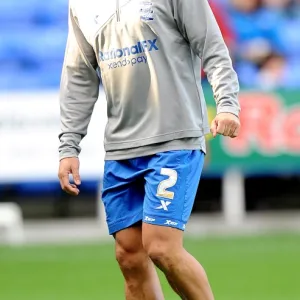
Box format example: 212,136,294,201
222,169,245,226
0,203,24,245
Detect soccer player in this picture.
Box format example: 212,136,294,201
58,0,240,299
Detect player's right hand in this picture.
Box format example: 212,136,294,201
58,157,81,196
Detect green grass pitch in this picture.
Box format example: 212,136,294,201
0,233,300,300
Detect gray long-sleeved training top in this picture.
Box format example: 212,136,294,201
59,0,240,161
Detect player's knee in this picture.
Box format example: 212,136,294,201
115,232,146,274
116,246,148,276
115,245,138,268
143,224,183,270
145,240,179,271
115,226,145,272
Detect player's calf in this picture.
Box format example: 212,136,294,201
143,223,214,300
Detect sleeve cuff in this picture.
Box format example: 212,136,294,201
58,132,82,161
59,150,79,161
217,105,240,118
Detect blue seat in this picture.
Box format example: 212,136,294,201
0,43,13,62
38,62,63,88
275,19,300,59
235,61,258,88
0,0,40,25
32,1,68,26
1,27,67,66
0,0,68,26
0,29,20,61
282,59,300,89
30,28,67,62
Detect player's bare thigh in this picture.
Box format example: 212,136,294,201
115,222,143,257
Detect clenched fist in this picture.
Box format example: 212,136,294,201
210,112,240,138
58,157,81,196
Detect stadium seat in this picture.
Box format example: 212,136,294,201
0,27,66,63
276,19,300,59
0,1,36,24
32,1,68,26
0,0,68,26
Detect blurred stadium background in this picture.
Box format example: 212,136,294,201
0,0,300,299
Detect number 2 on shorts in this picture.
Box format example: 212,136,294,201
156,168,178,200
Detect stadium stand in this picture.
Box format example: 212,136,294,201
0,0,300,90
1,0,300,220
225,0,300,89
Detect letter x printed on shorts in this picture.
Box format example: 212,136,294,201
102,150,205,235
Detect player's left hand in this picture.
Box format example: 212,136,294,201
210,112,240,138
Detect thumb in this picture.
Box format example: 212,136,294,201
210,119,218,138
71,163,81,185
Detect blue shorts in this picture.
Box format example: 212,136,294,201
102,150,205,235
